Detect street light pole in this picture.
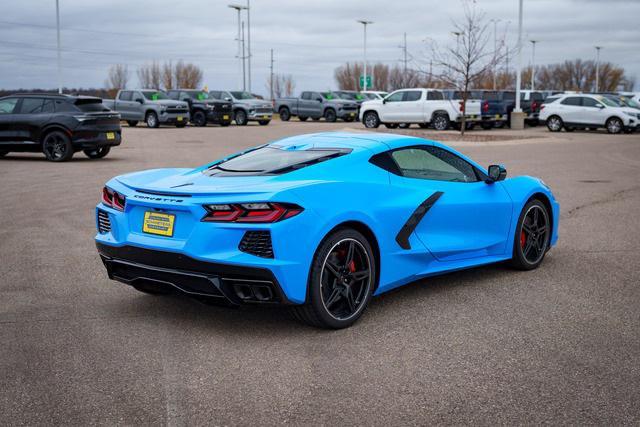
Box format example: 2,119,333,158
246,0,251,93
530,39,538,90
55,0,62,94
228,4,247,90
452,31,462,55
357,20,373,90
514,0,523,114
490,19,500,90
595,46,602,92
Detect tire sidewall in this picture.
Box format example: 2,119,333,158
235,110,248,125
193,110,206,127
433,114,449,131
324,109,337,122
363,111,379,128
279,108,291,121
146,112,159,128
546,116,563,132
512,199,550,270
83,146,111,159
42,130,73,162
606,117,622,134
307,228,376,329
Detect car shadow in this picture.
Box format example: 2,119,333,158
0,155,124,163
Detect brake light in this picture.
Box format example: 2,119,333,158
482,101,489,113
532,101,538,110
459,100,465,113
202,202,303,223
101,186,126,211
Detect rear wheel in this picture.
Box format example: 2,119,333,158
291,228,376,329
324,109,337,122
192,110,207,127
42,130,74,162
511,199,550,270
399,123,410,129
234,110,248,126
126,120,138,127
606,117,623,134
418,123,429,129
299,116,308,121
279,107,291,121
363,111,380,128
146,112,159,128
83,146,111,159
546,115,563,132
258,120,270,126
312,117,320,121
384,123,399,129
432,113,450,131
481,121,494,130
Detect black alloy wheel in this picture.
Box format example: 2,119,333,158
42,130,73,162
83,146,111,159
324,109,337,122
192,110,207,127
291,228,375,329
511,200,550,270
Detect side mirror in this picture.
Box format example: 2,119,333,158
486,164,507,183
135,98,144,104
597,104,605,109
382,98,387,104
316,98,323,102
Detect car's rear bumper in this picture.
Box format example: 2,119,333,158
206,110,233,124
96,242,292,305
72,129,122,149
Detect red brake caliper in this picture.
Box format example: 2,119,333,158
520,230,526,248
348,260,356,273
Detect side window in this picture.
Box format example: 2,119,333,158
209,91,221,99
561,96,582,106
0,98,19,114
166,91,177,99
404,91,422,102
54,100,78,112
389,146,478,183
385,91,405,102
179,91,191,101
42,99,55,113
582,97,601,108
313,92,323,101
18,98,44,114
427,91,444,101
118,91,132,101
301,92,311,100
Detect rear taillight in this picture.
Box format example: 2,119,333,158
482,101,489,113
540,104,545,111
101,186,126,211
202,202,303,223
459,100,465,112
532,101,538,110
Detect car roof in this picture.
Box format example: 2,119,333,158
1,93,100,101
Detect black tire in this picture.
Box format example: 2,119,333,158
606,117,623,134
279,107,291,121
481,121,494,130
587,127,597,131
564,126,575,132
220,122,231,127
145,112,159,128
42,130,74,162
545,115,563,132
0,150,8,158
299,116,308,121
363,111,380,128
131,281,173,295
175,123,187,128
258,120,270,126
510,199,550,271
418,123,429,129
384,123,399,129
312,117,320,121
466,122,476,130
399,123,410,129
234,110,248,126
344,117,355,122
126,120,138,127
324,108,337,122
192,110,207,127
432,113,450,131
291,228,376,329
83,146,111,159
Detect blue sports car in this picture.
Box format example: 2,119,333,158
95,132,559,329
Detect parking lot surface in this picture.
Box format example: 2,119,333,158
1,122,639,425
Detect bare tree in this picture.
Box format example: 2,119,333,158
174,61,203,89
137,61,161,89
161,61,174,90
105,64,129,96
334,62,391,91
388,65,422,91
283,74,296,97
266,73,296,98
426,1,503,134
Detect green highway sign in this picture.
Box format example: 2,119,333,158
359,75,372,89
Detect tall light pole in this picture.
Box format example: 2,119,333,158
228,4,247,90
490,19,500,90
55,0,62,94
514,0,523,114
595,46,602,92
357,20,373,90
246,0,251,93
530,40,538,90
452,31,462,55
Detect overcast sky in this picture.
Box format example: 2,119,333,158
1,0,638,94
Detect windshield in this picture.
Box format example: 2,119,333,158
141,91,169,101
186,91,210,100
229,91,254,100
206,146,348,176
322,92,340,100
597,96,619,107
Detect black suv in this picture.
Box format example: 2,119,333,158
166,90,232,127
0,94,121,162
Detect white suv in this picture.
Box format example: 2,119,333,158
539,94,639,134
359,88,480,130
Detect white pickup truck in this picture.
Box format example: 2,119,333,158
359,88,481,130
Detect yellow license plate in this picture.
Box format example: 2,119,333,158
106,132,115,140
262,115,269,119
495,114,502,119
470,115,477,120
223,115,229,120
350,113,355,116
143,212,175,237
177,116,183,122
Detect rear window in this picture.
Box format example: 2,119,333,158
483,91,500,101
205,146,350,176
75,99,109,112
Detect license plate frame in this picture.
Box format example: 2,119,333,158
177,116,183,122
106,132,115,140
142,211,175,237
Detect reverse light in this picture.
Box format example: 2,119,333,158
202,202,303,223
102,186,126,211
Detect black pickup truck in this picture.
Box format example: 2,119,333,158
166,90,233,127
474,91,515,129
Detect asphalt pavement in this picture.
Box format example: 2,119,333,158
1,121,639,425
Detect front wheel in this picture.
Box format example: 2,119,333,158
511,199,550,270
279,108,291,121
291,228,376,329
146,112,159,128
363,111,380,128
192,110,207,127
83,146,111,159
258,120,270,126
546,115,563,132
299,116,308,121
324,109,337,122
234,110,248,126
42,130,74,162
126,120,138,127
606,117,623,134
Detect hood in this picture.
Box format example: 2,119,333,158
326,99,357,107
234,98,271,107
361,99,382,106
155,99,189,108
